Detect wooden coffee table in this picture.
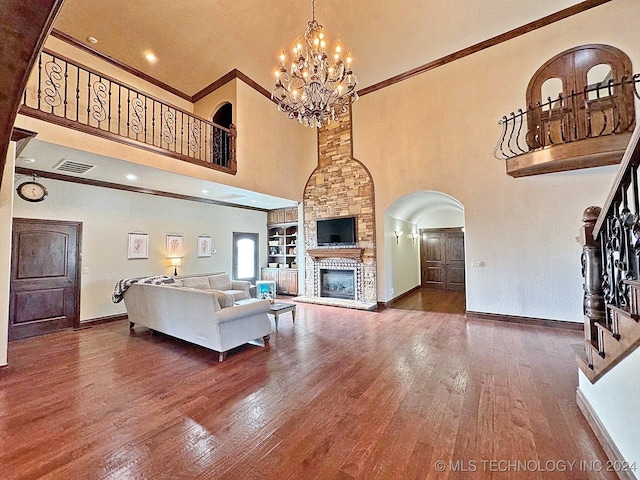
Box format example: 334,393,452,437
268,302,296,330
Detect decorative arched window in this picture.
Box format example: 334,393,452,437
526,44,634,149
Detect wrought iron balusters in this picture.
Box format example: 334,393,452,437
20,49,235,173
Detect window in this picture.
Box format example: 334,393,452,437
233,232,259,283
540,77,564,111
587,64,614,100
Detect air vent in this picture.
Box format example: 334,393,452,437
214,193,246,201
54,159,96,174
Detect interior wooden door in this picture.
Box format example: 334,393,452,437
420,228,465,291
445,232,465,291
422,233,446,289
9,219,81,341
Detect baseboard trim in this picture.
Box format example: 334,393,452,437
465,310,583,331
80,313,128,327
576,388,637,480
380,285,422,308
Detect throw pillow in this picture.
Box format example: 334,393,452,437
212,290,234,308
208,274,231,291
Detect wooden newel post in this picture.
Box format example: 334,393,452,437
582,206,605,345
228,123,237,174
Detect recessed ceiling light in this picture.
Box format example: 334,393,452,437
87,36,98,44
144,52,157,63
201,189,209,194
126,174,138,181
20,157,36,164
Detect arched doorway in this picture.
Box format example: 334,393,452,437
384,191,465,313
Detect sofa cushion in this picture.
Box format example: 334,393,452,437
181,277,211,290
212,290,235,308
208,274,232,291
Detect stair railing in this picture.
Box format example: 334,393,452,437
581,123,640,376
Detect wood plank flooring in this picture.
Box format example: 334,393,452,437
0,294,614,479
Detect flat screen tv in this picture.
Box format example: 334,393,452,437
317,217,356,246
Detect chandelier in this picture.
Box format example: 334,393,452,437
272,0,358,127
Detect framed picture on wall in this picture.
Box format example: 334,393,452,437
128,232,148,259
166,234,183,258
197,236,212,257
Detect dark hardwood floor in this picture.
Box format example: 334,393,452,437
390,288,466,314
0,299,613,479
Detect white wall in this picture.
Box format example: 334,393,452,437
12,178,267,321
354,0,640,321
385,216,420,300
578,348,640,469
0,143,15,366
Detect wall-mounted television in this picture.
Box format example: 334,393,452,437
317,217,357,246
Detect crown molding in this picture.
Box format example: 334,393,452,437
358,0,612,97
192,69,273,103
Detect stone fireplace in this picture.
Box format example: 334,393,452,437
296,106,377,310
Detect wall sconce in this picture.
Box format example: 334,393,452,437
411,232,418,244
170,257,181,276
394,230,402,244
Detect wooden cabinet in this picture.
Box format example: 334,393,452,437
261,268,298,295
265,207,299,295
267,207,297,226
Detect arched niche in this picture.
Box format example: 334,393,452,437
212,102,233,128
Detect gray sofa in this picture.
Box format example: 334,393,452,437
124,281,271,361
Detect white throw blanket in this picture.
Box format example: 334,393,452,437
112,275,175,303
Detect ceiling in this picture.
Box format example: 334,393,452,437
386,191,463,226
26,0,586,212
53,0,584,97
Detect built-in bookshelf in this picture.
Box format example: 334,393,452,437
263,207,298,295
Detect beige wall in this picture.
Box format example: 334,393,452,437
193,77,318,202
0,143,15,366
385,216,420,301
16,36,318,204
12,178,267,321
353,0,640,320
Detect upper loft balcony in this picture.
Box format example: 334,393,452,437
18,49,236,175
495,44,638,178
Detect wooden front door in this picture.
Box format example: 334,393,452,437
9,219,82,341
420,228,465,291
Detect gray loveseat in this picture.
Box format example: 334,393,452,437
124,281,271,361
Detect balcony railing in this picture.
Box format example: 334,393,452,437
495,75,639,171
19,49,236,174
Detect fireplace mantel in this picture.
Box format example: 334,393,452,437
307,248,364,262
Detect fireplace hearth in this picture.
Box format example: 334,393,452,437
321,269,355,300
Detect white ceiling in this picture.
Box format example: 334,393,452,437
386,191,463,226
28,0,587,211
